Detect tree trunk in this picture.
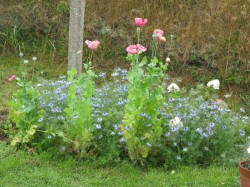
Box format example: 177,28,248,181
68,0,85,75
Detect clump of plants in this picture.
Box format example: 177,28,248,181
6,18,249,167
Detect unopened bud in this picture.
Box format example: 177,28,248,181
160,36,166,42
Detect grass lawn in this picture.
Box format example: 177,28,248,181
0,142,240,187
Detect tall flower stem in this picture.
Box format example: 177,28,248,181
168,34,174,57
151,36,158,59
136,27,141,44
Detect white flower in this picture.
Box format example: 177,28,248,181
167,83,180,92
32,56,37,61
169,116,183,129
19,52,24,57
247,146,250,154
24,60,29,64
207,79,220,90
111,72,119,77
224,93,232,98
166,57,170,63
183,147,188,152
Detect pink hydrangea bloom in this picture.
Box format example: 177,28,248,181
85,40,100,50
135,17,148,27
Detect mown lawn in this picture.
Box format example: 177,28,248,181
0,142,240,187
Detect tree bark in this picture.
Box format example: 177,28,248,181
68,0,85,75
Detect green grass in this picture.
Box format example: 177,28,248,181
0,142,241,187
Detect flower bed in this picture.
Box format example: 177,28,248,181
5,18,249,166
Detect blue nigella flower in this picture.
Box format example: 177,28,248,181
183,126,189,131
118,131,123,135
239,129,245,136
165,132,170,137
171,127,178,132
209,123,215,127
38,118,44,122
196,128,202,133
210,105,217,110
169,98,175,102
95,124,102,129
73,114,79,119
125,126,131,131
102,112,108,117
118,101,124,105
119,137,126,143
146,142,152,147
97,118,103,123
188,142,193,146
208,131,214,136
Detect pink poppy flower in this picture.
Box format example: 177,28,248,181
126,44,147,55
135,17,148,27
153,29,164,36
137,44,147,52
153,29,166,42
126,45,139,54
8,75,16,81
85,40,100,50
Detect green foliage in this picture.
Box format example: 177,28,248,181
122,53,167,161
7,79,43,146
64,66,96,154
155,84,248,166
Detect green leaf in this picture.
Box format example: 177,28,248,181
22,105,35,113
141,147,149,158
10,137,20,146
57,131,65,137
26,125,38,135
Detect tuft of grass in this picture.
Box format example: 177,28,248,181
0,142,241,187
